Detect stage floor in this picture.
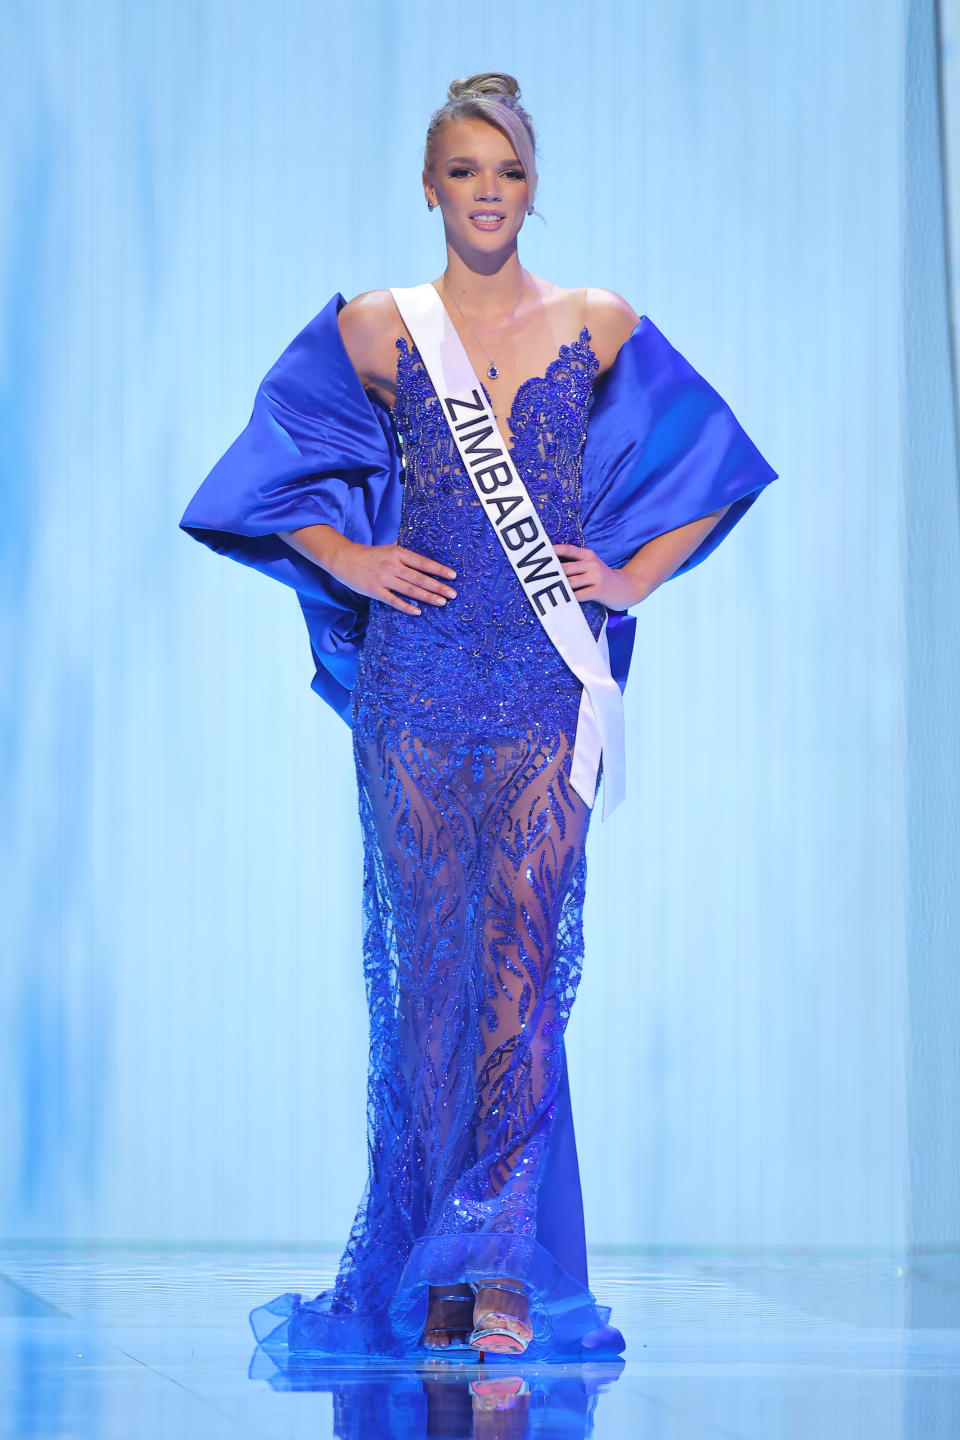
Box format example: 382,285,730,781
0,1245,957,1438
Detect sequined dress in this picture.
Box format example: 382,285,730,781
249,327,627,1362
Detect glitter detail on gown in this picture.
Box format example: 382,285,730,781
249,327,627,1363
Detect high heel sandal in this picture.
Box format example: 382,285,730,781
468,1279,534,1356
470,1376,530,1410
421,1289,476,1351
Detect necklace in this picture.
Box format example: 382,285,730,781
441,269,527,380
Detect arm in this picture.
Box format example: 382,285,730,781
619,503,733,606
273,290,390,575
571,290,778,609
562,288,736,609
277,522,354,575
557,503,733,611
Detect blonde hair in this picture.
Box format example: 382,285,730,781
424,72,540,217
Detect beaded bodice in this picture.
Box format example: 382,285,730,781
392,327,599,544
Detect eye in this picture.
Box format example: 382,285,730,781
446,167,526,180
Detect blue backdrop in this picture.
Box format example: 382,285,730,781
2,0,958,1253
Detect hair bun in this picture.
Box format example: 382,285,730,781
447,71,521,103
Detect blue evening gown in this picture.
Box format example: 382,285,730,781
179,292,779,1365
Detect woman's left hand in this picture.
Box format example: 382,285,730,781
553,543,642,610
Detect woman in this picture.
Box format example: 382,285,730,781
181,72,777,1364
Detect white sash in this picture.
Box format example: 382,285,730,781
389,282,626,821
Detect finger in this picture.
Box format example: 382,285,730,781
377,560,437,612
399,548,458,581
392,571,456,605
378,586,422,614
398,554,458,600
390,572,458,608
401,571,458,600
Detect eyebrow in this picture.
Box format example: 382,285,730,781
445,155,523,166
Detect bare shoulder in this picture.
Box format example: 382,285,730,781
336,288,410,402
584,287,642,375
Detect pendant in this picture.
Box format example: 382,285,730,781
487,364,499,379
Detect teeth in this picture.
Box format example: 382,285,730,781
472,214,503,221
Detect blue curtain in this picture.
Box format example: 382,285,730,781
2,0,956,1253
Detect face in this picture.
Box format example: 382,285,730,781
423,116,529,249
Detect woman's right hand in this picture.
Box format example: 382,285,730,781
334,539,458,614
282,525,457,615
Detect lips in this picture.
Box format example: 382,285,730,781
469,213,506,230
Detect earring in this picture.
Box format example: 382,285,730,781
426,199,435,211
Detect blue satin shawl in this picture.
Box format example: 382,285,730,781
180,291,778,721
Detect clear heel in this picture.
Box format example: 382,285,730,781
422,1286,476,1350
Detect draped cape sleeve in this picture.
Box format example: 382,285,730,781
178,291,403,721
180,299,777,722
580,314,778,687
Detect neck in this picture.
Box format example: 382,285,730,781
437,248,526,321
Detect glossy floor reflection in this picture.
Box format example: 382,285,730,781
0,1246,957,1438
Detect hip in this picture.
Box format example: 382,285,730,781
352,593,607,743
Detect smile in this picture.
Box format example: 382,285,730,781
469,214,506,231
